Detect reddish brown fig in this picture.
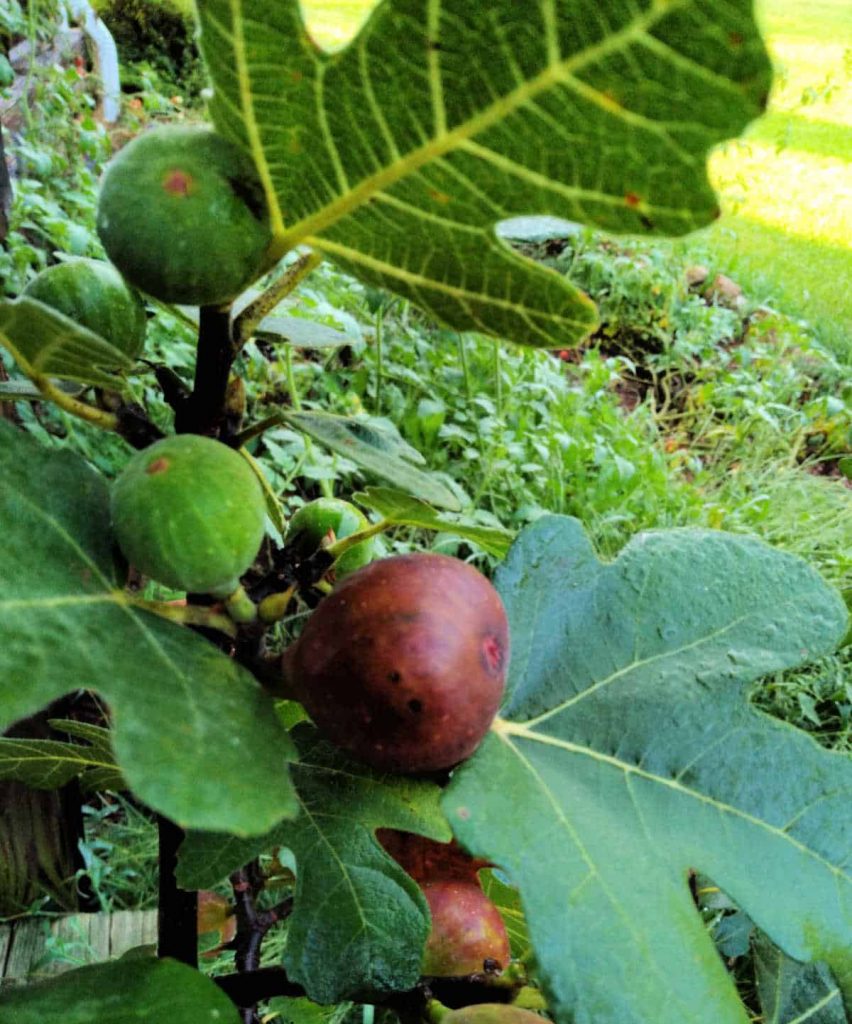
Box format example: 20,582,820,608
283,552,509,773
378,830,491,885
421,880,511,977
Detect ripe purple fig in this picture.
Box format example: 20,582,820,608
284,552,509,773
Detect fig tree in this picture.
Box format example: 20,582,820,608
285,497,374,577
111,434,266,596
421,879,510,977
97,125,273,306
283,553,509,772
22,258,147,361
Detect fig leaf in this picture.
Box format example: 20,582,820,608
0,422,297,835
445,516,850,1024
178,725,452,1002
197,0,771,347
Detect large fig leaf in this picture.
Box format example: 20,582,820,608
179,725,452,1002
197,0,771,347
0,297,134,387
0,957,239,1024
0,719,124,793
444,516,851,1024
0,422,297,835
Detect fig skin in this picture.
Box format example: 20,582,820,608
442,1007,544,1024
97,125,273,306
23,258,147,361
286,497,374,577
285,552,509,773
421,880,511,977
378,830,491,886
111,434,266,597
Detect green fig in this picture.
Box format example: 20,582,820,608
23,258,147,361
97,125,273,306
286,497,374,577
111,434,266,596
442,1006,545,1024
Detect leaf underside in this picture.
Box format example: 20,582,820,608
0,421,297,835
443,516,850,1024
197,0,771,347
0,298,134,388
179,725,453,1003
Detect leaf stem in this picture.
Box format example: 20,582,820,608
324,519,389,558
233,251,323,350
126,596,238,638
224,585,258,625
32,373,119,430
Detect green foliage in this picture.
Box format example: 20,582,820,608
447,516,849,1024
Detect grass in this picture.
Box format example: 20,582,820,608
301,0,852,361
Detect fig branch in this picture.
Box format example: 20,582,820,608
175,303,234,437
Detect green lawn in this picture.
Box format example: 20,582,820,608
301,0,852,360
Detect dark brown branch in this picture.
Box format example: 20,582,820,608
176,304,234,437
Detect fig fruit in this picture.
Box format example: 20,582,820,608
22,258,147,361
97,125,273,306
111,434,266,596
421,879,510,977
285,497,374,577
378,830,490,886
443,1007,544,1024
284,553,509,772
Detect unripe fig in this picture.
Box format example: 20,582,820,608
378,830,490,886
284,553,509,772
442,1007,544,1024
23,258,147,361
111,434,266,596
286,497,374,577
97,125,273,306
421,880,510,977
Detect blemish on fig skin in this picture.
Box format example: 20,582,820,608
146,457,171,476
408,699,423,714
162,169,195,197
388,670,401,683
480,634,505,676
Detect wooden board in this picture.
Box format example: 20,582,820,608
0,910,158,987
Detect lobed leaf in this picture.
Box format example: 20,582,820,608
0,297,134,388
445,516,851,1024
179,725,452,1002
197,0,771,347
753,931,848,1024
0,422,297,835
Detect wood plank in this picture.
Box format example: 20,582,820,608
109,910,157,958
2,917,48,985
0,923,14,983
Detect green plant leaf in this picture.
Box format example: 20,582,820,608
444,516,850,1024
0,297,134,388
255,315,352,349
479,869,531,962
0,719,125,793
282,411,461,510
753,931,848,1024
0,956,239,1024
0,378,85,401
354,486,513,556
179,725,453,1002
0,421,297,835
197,0,771,348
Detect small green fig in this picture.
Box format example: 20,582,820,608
283,553,509,772
285,497,374,577
97,125,273,306
421,880,511,977
111,434,266,596
23,258,147,361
